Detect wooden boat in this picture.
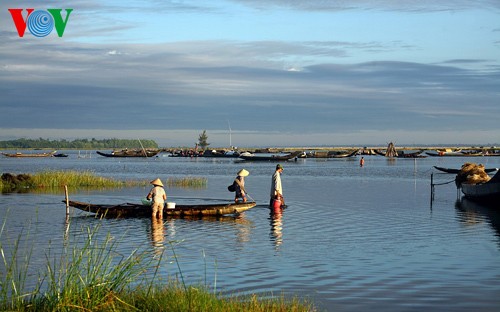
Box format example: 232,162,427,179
374,149,426,158
434,166,498,174
457,170,500,204
202,150,240,158
238,151,303,161
96,149,160,158
65,200,256,218
307,149,359,159
2,151,56,158
53,153,69,158
426,150,483,157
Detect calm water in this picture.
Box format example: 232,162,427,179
1,151,500,311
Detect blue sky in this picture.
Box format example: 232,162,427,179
1,0,499,147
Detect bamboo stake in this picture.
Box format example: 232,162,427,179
64,185,69,215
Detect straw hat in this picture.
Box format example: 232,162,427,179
237,169,249,177
150,178,164,187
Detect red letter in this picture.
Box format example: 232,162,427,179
8,8,34,37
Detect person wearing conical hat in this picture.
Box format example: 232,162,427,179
146,178,167,219
232,169,249,203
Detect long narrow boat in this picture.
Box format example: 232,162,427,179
238,151,303,161
307,149,359,159
2,151,57,158
434,166,498,174
65,200,256,218
96,149,160,158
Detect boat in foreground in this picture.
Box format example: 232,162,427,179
65,200,256,218
457,170,500,204
434,166,498,174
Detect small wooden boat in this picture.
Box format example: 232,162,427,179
65,200,256,218
307,149,359,159
457,170,500,204
2,151,57,158
374,149,426,158
238,151,303,161
434,166,498,174
96,149,160,158
53,153,69,158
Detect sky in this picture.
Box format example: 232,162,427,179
1,0,499,147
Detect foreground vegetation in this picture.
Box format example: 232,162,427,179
0,171,147,193
0,220,314,312
1,171,208,193
0,138,158,149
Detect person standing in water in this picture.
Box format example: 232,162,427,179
233,169,249,203
147,178,167,219
270,164,285,207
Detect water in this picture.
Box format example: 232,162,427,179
1,151,500,311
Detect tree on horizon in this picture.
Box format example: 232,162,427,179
197,130,210,150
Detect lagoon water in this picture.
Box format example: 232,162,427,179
1,151,499,311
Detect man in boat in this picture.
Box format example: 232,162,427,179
146,178,167,219
233,169,249,203
270,164,285,208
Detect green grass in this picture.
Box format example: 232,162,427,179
167,176,208,188
1,171,148,193
0,217,315,311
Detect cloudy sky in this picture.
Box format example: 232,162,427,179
1,0,499,147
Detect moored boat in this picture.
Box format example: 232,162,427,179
96,149,160,157
434,166,498,174
306,149,359,158
455,164,500,204
65,200,256,218
2,151,57,158
238,151,303,161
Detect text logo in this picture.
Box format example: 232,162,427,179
8,9,73,37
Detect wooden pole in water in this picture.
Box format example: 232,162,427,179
64,185,69,215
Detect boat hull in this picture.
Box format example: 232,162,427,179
65,200,256,218
96,150,160,157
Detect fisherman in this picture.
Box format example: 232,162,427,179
233,169,249,203
360,157,365,167
146,178,167,219
270,164,285,207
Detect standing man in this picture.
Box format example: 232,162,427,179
360,157,365,167
147,178,167,219
270,164,285,207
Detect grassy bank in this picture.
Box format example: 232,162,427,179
0,219,314,312
1,171,208,193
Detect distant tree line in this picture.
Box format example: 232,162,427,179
0,138,159,149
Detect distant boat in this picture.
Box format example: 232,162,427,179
96,149,160,158
306,149,359,158
238,151,303,161
2,151,57,158
53,153,69,158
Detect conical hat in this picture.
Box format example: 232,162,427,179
237,169,249,177
150,178,164,187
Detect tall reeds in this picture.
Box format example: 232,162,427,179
167,176,207,188
0,217,314,311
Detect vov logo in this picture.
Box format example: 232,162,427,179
8,9,73,37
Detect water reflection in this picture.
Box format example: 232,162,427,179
150,218,165,257
455,198,500,247
269,206,284,249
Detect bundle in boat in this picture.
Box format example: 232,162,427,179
455,163,491,185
